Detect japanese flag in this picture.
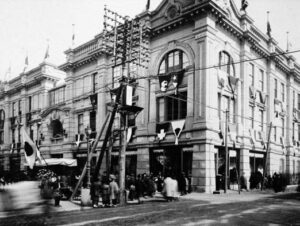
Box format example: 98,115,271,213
21,127,38,169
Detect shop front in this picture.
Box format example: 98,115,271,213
150,146,193,178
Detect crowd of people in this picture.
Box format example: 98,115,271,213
89,172,192,207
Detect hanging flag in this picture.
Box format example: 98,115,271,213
170,70,185,94
156,122,169,141
267,11,271,37
21,127,38,169
259,131,266,149
171,119,185,145
158,74,171,92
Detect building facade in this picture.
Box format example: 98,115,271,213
1,0,300,192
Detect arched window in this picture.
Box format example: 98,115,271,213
219,51,235,77
157,49,189,122
159,49,190,74
51,119,63,138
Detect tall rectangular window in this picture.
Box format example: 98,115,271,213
293,91,295,109
0,131,3,144
258,109,264,131
28,96,32,112
249,105,254,129
92,73,98,93
12,102,16,117
298,94,300,110
249,63,254,86
298,124,300,141
18,100,22,116
281,83,285,102
274,79,278,99
78,114,84,134
281,118,285,137
89,111,96,132
274,126,277,141
259,69,264,91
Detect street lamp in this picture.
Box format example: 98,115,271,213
85,125,92,188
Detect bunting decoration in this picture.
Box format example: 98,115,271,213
259,91,267,104
249,86,257,99
228,76,239,95
21,127,38,169
75,134,81,147
259,131,266,149
126,126,136,143
228,123,237,145
274,99,281,117
293,108,298,122
171,119,185,145
249,129,255,144
280,136,285,150
156,122,169,141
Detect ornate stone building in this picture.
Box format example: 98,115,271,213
1,0,300,192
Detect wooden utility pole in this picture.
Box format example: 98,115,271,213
70,113,110,200
262,122,273,190
224,109,229,193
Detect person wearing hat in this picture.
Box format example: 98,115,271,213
109,174,119,207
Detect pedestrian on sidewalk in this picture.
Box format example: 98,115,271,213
109,174,119,207
91,178,101,208
101,174,110,207
240,172,248,191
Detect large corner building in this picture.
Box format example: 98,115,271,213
1,0,300,192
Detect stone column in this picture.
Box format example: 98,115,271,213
239,148,250,188
192,144,216,193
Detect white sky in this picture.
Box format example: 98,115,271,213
0,0,299,80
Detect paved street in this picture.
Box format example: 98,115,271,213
3,191,299,226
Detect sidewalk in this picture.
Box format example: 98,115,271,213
51,188,298,212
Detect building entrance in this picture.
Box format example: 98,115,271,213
216,148,240,190
150,147,192,178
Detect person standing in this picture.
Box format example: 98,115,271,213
162,174,173,201
91,179,101,208
109,174,119,207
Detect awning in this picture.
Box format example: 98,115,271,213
25,158,77,167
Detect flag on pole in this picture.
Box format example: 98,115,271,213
286,32,292,52
23,55,29,73
267,11,271,37
72,24,75,47
146,0,150,11
21,127,38,169
44,43,49,60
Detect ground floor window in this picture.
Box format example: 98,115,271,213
110,154,137,177
150,147,192,178
249,152,264,189
217,148,240,190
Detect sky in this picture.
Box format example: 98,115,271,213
0,0,300,81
